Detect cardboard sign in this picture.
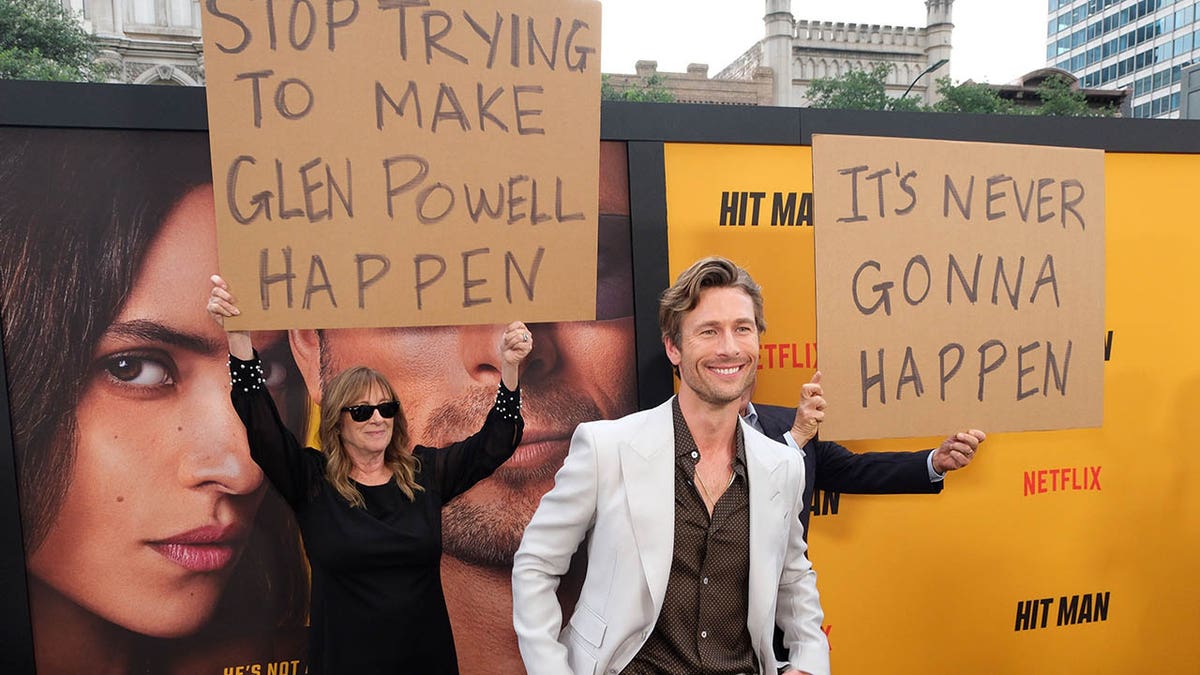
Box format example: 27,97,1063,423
812,135,1104,440
201,0,601,329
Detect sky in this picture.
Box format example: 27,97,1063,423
599,1,1051,85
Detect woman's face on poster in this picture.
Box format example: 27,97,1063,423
27,186,266,637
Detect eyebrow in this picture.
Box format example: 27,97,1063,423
105,319,225,356
693,318,755,332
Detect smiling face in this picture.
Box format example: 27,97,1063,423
26,186,265,638
338,383,397,459
665,286,761,406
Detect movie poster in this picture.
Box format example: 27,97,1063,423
0,126,636,674
661,142,1200,673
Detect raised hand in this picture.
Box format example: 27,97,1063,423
931,429,987,474
207,274,242,324
502,321,533,367
790,371,826,443
207,274,252,359
500,321,533,390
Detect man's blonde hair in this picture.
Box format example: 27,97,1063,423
658,256,766,352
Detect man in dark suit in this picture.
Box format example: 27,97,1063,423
747,372,986,668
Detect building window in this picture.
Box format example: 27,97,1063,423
127,0,200,29
1134,74,1151,95
129,0,155,24
1176,3,1195,27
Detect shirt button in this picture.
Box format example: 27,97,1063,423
690,451,699,459
702,577,710,585
700,630,708,639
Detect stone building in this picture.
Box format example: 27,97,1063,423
607,0,955,107
603,61,776,106
61,0,204,85
988,67,1129,114
61,0,955,101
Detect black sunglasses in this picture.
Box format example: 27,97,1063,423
341,401,401,423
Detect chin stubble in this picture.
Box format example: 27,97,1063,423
431,387,603,568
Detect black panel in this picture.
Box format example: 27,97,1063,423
0,313,34,674
799,107,1200,153
0,80,207,131
4,79,1198,152
598,98,1200,154
626,142,674,409
602,101,802,145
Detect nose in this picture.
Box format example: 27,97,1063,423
716,327,743,357
179,385,264,496
457,322,560,386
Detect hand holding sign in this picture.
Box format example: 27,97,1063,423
790,371,826,443
930,429,987,475
207,274,241,325
208,274,254,360
499,320,533,392
501,321,534,367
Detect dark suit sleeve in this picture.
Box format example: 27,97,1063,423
754,403,942,495
809,440,942,495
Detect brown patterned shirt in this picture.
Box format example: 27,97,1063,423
621,398,756,675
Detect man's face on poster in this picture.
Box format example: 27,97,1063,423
289,215,637,567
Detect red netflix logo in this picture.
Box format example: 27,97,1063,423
758,341,817,370
1023,466,1101,496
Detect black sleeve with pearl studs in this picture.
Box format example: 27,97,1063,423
413,382,524,501
229,351,326,509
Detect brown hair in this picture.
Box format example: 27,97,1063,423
319,366,422,507
658,256,766,351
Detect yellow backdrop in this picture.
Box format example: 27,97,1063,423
663,143,1200,673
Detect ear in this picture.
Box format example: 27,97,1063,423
663,334,682,367
289,329,324,405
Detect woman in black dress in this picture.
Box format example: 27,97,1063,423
207,274,532,675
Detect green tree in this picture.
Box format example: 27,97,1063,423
600,73,675,103
930,77,1017,114
806,63,922,112
0,0,107,82
1035,74,1111,116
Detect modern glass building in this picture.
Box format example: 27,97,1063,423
1048,0,1200,118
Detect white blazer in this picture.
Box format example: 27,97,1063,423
512,399,830,675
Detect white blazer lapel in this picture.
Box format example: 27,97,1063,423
744,423,789,647
619,399,676,614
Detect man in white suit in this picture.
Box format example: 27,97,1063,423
513,257,829,675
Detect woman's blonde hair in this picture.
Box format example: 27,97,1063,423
319,366,422,507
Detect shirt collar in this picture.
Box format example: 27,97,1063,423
672,398,749,478
741,401,759,430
